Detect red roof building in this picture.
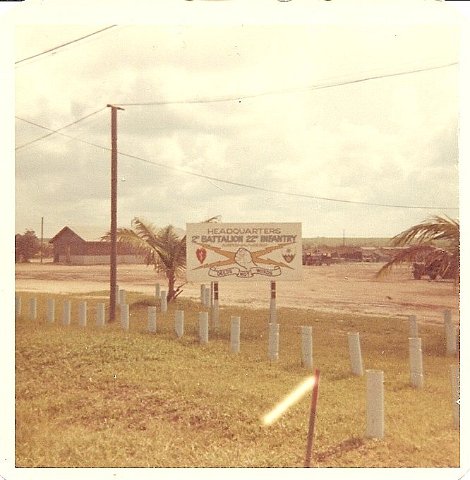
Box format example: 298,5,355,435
49,226,145,265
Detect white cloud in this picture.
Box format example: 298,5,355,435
13,18,461,239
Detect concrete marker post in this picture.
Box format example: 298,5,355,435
29,297,37,321
203,286,211,309
148,306,157,333
301,326,313,369
200,284,205,304
269,281,277,324
268,322,280,361
47,298,55,323
115,285,120,306
121,304,129,331
365,369,384,439
348,332,364,376
96,303,105,327
155,283,161,300
79,301,87,327
409,315,418,338
15,295,21,317
230,316,241,353
199,312,209,344
62,300,71,326
212,282,219,329
175,310,184,338
119,289,126,306
409,337,424,388
160,291,167,314
450,364,460,429
444,310,457,356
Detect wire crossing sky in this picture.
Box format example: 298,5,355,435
14,19,461,238
15,25,118,65
15,115,458,211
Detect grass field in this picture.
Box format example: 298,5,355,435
15,291,459,468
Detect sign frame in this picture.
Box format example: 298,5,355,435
186,222,302,282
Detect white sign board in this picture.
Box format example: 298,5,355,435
186,222,302,282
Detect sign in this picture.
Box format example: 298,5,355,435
186,222,302,282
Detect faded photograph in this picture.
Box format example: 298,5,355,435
10,1,464,473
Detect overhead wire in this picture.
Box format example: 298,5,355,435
115,61,458,107
15,107,108,151
15,116,459,212
15,25,118,65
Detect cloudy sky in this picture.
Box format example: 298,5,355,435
12,2,464,239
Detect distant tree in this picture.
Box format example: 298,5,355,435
15,230,40,263
376,215,459,282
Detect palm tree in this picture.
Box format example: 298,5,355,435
376,215,459,282
107,216,221,303
103,218,185,302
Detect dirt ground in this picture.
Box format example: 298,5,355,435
15,261,459,324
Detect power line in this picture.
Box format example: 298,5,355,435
15,116,459,212
115,61,458,107
15,108,107,151
15,59,458,149
15,25,117,65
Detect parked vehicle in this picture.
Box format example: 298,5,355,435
412,260,455,280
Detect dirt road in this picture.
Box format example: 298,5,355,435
15,261,459,323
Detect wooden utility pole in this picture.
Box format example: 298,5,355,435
107,104,124,323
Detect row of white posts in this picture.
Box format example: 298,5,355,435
16,297,107,328
16,294,460,435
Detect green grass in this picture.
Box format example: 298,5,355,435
15,291,459,467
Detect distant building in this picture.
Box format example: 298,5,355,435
49,226,145,265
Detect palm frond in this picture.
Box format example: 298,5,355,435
131,218,160,248
391,215,459,247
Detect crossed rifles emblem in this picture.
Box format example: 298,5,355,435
193,241,295,278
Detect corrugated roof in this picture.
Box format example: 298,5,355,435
69,225,109,241
50,225,108,242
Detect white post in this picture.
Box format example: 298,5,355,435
230,316,241,353
268,323,280,361
211,282,219,329
79,301,87,327
121,304,129,331
175,310,184,338
155,283,161,299
210,281,214,307
450,364,460,429
348,332,364,376
47,298,55,323
96,303,105,327
444,310,457,356
62,300,71,326
409,337,424,388
119,289,126,306
365,369,384,439
115,285,120,306
15,295,21,317
269,281,277,324
203,286,211,308
409,315,418,338
301,326,313,369
200,284,205,304
148,306,157,333
199,312,209,344
160,291,167,313
29,297,37,320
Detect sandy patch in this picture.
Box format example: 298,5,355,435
15,261,459,324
